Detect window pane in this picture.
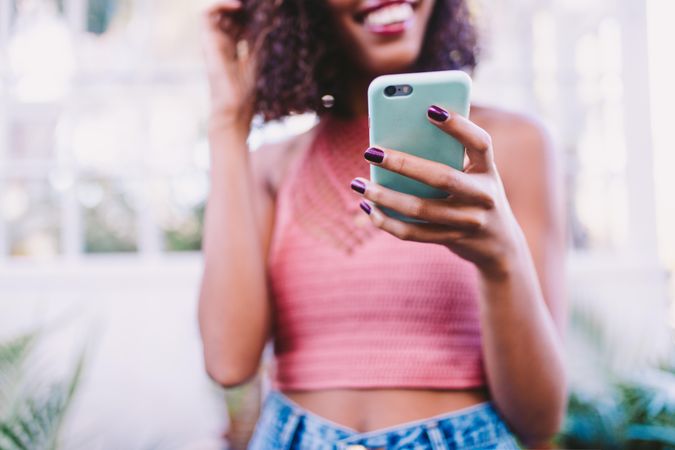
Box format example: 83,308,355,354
2,178,61,258
9,106,58,160
147,0,202,70
154,174,206,252
67,89,145,177
567,18,629,252
87,0,129,35
162,202,203,252
8,0,74,103
81,178,137,253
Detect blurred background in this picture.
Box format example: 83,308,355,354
0,0,674,449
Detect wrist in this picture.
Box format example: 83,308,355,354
207,114,251,166
476,229,530,283
476,251,518,283
208,110,251,140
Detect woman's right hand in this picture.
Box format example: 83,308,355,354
201,0,256,135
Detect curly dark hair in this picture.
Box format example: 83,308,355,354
238,0,479,121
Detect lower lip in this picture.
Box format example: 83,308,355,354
363,18,412,36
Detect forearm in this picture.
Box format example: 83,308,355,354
198,124,270,385
477,231,567,445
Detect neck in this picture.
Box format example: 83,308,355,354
345,73,374,117
318,110,369,157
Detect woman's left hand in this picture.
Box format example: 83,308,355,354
351,105,526,279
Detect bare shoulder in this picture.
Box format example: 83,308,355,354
472,105,553,159
471,105,557,189
249,124,318,196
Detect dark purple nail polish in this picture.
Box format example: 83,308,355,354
359,201,372,215
350,179,366,194
364,147,384,164
427,105,449,122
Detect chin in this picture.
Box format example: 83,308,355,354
359,43,421,75
329,0,435,76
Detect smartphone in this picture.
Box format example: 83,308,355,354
367,70,471,221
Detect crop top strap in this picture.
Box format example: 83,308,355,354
266,122,325,266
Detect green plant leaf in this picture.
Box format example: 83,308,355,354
0,334,86,450
0,422,30,450
627,424,675,445
0,332,39,418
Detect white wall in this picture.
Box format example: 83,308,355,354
0,255,227,450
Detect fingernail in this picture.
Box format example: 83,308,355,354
364,147,384,164
350,178,366,194
359,201,372,215
427,105,449,122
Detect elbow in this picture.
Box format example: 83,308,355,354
203,354,260,388
518,412,566,447
517,396,568,447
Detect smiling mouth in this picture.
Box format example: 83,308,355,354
355,1,419,32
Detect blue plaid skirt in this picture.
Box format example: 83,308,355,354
247,390,521,450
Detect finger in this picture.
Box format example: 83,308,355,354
203,0,242,28
359,201,465,244
202,0,243,47
201,2,244,64
351,178,486,229
363,146,493,207
426,105,494,172
204,0,242,15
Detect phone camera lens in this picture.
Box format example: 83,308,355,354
384,86,397,97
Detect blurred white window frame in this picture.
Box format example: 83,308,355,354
0,0,668,293
0,0,209,262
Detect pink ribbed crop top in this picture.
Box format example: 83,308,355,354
267,115,485,391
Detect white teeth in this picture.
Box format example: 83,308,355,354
364,2,413,27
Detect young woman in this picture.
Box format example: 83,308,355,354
198,0,567,448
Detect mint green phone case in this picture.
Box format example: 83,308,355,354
367,70,471,221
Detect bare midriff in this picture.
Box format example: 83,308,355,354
283,388,489,433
